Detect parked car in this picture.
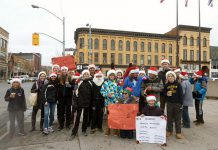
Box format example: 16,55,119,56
20,75,30,82
7,78,12,84
29,77,38,82
7,76,24,84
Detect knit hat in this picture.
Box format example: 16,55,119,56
166,71,176,79
11,78,22,85
146,94,156,102
148,67,158,76
107,69,116,78
72,72,81,79
38,71,46,79
179,71,189,79
130,67,139,74
124,87,133,96
52,64,60,71
49,72,57,78
173,68,181,73
139,70,146,75
88,64,96,70
61,66,68,71
82,69,90,77
161,59,170,65
194,70,203,78
116,69,123,76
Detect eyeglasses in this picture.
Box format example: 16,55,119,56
123,93,128,95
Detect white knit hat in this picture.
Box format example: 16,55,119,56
88,64,96,70
166,71,176,79
161,59,170,65
146,94,156,102
107,70,116,78
49,73,57,78
11,78,22,85
61,66,68,71
38,71,47,79
116,69,123,76
139,70,146,75
52,64,60,71
148,67,158,76
82,69,90,77
130,68,139,74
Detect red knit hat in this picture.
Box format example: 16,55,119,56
148,67,158,76
194,70,203,78
179,71,189,79
124,87,133,96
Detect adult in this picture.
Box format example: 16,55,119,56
88,64,96,78
158,59,171,110
30,71,47,132
52,64,60,74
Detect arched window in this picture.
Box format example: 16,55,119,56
79,52,84,63
141,42,144,52
148,42,152,52
183,36,187,45
190,37,194,46
94,38,99,50
119,40,123,50
162,43,165,53
203,38,207,47
111,39,115,50
126,41,130,51
103,39,107,50
134,41,137,51
79,38,84,49
169,44,172,53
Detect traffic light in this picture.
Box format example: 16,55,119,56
32,33,39,46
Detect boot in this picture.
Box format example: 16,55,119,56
176,133,183,139
166,132,172,137
113,130,119,136
104,128,110,136
40,118,44,131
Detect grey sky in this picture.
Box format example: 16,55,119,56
0,0,217,66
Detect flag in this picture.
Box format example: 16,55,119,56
160,0,165,3
208,0,213,7
185,0,188,7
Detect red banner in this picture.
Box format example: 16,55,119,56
108,104,138,130
52,55,76,70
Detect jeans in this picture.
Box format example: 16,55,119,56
195,99,204,122
182,106,190,128
44,102,56,129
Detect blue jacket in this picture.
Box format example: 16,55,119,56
189,77,207,101
123,76,143,97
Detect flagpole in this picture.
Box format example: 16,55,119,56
176,0,179,68
198,0,201,70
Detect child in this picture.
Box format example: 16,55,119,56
4,78,26,138
90,71,105,134
163,71,183,139
120,87,136,139
100,69,123,136
70,70,93,139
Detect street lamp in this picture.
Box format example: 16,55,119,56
31,4,65,56
86,23,92,64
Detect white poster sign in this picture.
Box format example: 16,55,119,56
136,116,166,144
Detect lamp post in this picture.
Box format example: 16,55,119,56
31,5,65,56
86,24,92,64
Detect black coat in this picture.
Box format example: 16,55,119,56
58,76,74,97
5,88,26,111
92,83,104,108
42,81,58,103
141,105,164,116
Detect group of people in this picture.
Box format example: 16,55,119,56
4,58,207,142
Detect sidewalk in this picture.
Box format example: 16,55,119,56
0,99,218,150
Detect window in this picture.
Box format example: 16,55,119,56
155,55,158,65
111,39,115,50
190,37,194,46
88,38,93,49
183,36,187,45
169,56,172,64
196,50,199,59
203,51,207,61
140,55,144,65
169,44,172,53
133,54,137,64
148,42,152,52
147,55,151,65
197,37,200,46
79,52,84,63
79,38,84,49
183,49,187,60
119,40,123,51
126,41,130,51
134,41,137,51
94,53,98,63
94,39,99,50
203,38,207,47
118,53,122,64
111,53,115,63
141,42,145,52
103,53,107,64
212,61,218,69
103,39,107,50
190,50,194,61
161,43,165,53
126,54,130,64
155,43,158,53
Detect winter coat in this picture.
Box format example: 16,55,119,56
141,77,163,102
100,79,123,107
76,79,93,108
141,105,164,116
58,76,74,97
163,81,183,104
31,80,48,109
42,81,58,103
123,76,143,97
189,77,207,101
158,69,171,96
92,82,104,108
5,87,26,111
181,79,194,107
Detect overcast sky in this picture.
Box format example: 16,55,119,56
0,0,217,66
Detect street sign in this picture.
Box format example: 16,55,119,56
32,33,39,46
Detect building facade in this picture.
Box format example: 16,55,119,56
0,26,9,80
210,46,218,79
74,25,211,72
